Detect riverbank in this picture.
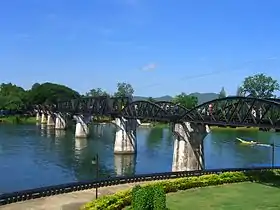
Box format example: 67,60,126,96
0,116,36,124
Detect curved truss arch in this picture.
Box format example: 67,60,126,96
120,100,170,121
178,96,280,129
155,101,188,117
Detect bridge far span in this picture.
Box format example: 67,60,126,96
34,96,280,172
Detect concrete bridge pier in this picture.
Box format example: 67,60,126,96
36,111,41,122
114,117,140,154
47,112,55,127
172,122,209,172
55,113,67,130
74,115,91,138
41,112,47,124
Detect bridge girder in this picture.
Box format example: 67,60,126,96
155,101,188,118
34,96,280,129
120,100,170,122
178,96,280,129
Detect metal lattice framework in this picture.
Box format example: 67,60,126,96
35,96,280,128
178,96,280,129
47,96,131,116
155,101,189,118
120,100,170,121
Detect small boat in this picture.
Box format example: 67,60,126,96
236,137,257,145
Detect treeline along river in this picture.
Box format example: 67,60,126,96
0,124,279,193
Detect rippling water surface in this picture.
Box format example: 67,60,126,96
0,124,279,193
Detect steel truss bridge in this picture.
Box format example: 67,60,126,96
34,96,280,129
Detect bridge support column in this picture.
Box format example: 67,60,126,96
172,122,208,172
47,114,55,127
74,116,90,138
36,112,41,122
41,113,47,124
55,113,66,130
114,118,139,154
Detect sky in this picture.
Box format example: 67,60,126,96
1,0,280,97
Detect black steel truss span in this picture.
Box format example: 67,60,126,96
155,101,188,118
120,100,170,121
35,96,280,128
178,96,280,129
49,96,131,116
0,166,278,205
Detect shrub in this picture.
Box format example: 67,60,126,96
131,185,166,210
132,185,154,210
80,170,280,210
131,185,141,207
153,185,166,210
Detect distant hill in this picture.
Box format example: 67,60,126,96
133,93,218,104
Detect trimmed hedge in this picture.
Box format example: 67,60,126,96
81,170,280,210
131,185,166,210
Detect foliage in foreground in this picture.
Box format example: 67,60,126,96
80,170,280,210
131,185,166,210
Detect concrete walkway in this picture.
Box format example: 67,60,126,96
0,181,155,210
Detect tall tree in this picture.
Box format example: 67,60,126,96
236,86,244,96
218,87,226,98
114,82,134,97
172,92,198,109
28,82,80,105
86,88,109,97
0,83,26,110
240,73,280,98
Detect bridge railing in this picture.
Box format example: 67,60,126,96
1,166,279,205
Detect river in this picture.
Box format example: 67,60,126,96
0,124,279,193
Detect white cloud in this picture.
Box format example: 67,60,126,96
142,63,157,71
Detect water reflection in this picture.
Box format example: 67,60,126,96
40,124,47,136
146,127,164,149
1,124,280,193
75,138,88,156
55,130,66,139
114,154,136,176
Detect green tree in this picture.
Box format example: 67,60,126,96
86,88,109,97
218,87,226,98
31,83,40,90
0,83,26,110
28,82,80,104
240,73,280,98
114,82,134,97
172,92,198,109
236,86,244,96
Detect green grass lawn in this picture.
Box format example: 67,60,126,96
167,182,280,210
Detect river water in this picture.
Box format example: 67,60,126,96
0,124,279,193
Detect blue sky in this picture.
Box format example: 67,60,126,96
1,0,280,97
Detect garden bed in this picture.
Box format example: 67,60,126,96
81,170,280,210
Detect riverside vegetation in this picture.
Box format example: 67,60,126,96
81,169,280,210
